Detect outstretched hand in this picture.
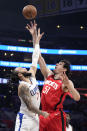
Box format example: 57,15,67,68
62,72,70,88
26,20,37,36
37,28,44,43
26,21,44,45
42,111,49,118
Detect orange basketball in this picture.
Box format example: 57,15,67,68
22,5,37,20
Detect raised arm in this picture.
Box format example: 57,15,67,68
32,26,53,79
26,22,40,77
67,80,80,101
18,83,49,117
38,54,53,79
29,43,40,77
26,21,53,79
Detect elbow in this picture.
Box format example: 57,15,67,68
74,94,80,101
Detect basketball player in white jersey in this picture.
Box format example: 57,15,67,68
13,22,49,131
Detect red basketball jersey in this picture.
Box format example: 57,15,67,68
41,75,68,112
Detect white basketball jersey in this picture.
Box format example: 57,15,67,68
19,77,40,117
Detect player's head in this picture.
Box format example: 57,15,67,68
54,59,71,77
10,67,31,84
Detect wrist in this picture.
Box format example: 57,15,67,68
38,110,44,116
33,40,39,47
34,43,39,48
67,86,73,92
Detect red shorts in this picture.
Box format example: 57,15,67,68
39,110,66,131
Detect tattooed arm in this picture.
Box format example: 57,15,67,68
18,83,49,117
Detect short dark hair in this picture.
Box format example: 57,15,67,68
60,59,71,77
6,70,20,89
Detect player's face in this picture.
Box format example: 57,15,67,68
54,62,66,74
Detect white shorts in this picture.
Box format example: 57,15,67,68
15,112,39,131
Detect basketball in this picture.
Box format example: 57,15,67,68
22,5,37,20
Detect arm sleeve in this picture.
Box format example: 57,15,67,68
31,44,40,68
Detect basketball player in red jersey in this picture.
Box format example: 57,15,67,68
38,58,80,131
26,21,80,131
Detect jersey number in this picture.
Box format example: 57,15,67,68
43,86,50,94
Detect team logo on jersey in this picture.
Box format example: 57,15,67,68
43,80,60,94
30,85,39,96
44,80,59,90
43,86,50,94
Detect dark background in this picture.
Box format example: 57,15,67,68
0,0,87,130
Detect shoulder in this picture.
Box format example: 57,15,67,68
47,71,54,78
46,74,54,80
18,83,29,96
30,77,37,86
19,81,29,90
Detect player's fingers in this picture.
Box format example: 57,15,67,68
63,72,68,79
63,74,69,82
41,32,44,37
27,24,31,29
33,20,36,26
34,20,35,24
38,28,40,34
25,26,29,30
35,23,37,27
30,21,33,27
34,20,37,28
39,32,44,40
34,23,37,29
60,76,63,81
